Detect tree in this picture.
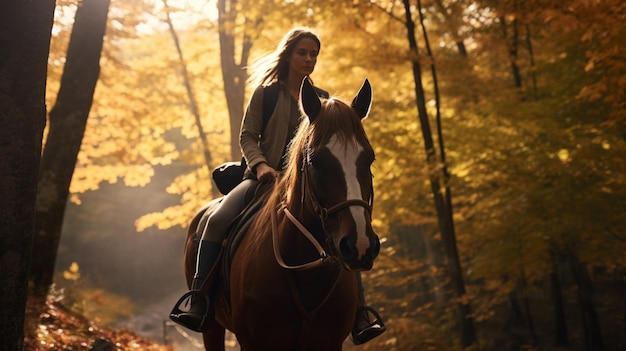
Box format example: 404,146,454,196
30,0,111,298
217,0,257,160
217,0,306,160
162,0,220,198
401,0,476,346
0,0,56,348
30,0,626,348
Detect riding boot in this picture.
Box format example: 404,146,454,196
169,241,222,332
351,272,386,345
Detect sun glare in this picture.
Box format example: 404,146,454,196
161,0,218,25
138,0,219,34
53,0,219,36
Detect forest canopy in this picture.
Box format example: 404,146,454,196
44,0,626,349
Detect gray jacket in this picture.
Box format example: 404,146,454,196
240,81,327,178
239,82,329,178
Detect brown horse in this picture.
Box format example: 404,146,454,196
183,78,381,351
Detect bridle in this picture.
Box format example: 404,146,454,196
271,147,374,270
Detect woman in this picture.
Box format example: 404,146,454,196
170,27,385,344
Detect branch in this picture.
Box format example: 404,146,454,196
162,0,220,198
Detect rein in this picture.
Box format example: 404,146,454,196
271,204,328,270
271,156,373,271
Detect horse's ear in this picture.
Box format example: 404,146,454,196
300,77,322,122
351,78,372,120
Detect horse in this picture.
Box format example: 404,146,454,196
182,78,381,351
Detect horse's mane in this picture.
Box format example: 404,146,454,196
248,97,371,242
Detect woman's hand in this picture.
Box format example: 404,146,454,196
255,162,278,182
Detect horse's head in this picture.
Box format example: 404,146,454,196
297,78,381,271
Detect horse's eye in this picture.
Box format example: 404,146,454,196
360,148,375,165
367,149,376,164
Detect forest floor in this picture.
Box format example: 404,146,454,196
21,283,626,351
23,297,171,351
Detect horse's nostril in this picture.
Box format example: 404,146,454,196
372,238,381,259
339,237,354,260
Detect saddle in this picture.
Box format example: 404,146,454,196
220,183,270,284
194,182,273,303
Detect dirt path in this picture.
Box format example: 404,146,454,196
115,291,239,351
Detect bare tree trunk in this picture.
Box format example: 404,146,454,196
162,0,220,198
403,0,476,346
569,252,605,351
549,252,570,347
518,271,538,345
217,0,252,160
0,0,55,348
500,11,523,91
30,0,111,298
524,24,538,98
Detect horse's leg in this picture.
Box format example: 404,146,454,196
202,317,226,351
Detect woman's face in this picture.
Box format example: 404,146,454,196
287,37,319,79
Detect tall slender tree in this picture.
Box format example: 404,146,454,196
162,0,220,198
402,0,476,346
217,0,262,160
0,0,56,348
30,0,111,298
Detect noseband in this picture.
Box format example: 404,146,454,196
271,150,373,271
301,160,373,233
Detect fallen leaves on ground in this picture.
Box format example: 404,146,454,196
23,297,172,351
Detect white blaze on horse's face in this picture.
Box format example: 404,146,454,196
325,135,370,260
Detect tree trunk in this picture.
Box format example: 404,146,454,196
432,0,467,57
500,12,523,91
217,0,251,161
0,0,55,348
30,0,111,298
570,252,605,351
524,24,538,98
550,250,570,347
162,0,220,198
402,0,476,346
518,272,538,345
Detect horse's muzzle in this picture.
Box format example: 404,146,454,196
338,231,380,271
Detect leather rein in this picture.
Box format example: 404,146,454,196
271,157,373,270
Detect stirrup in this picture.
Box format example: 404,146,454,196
351,306,386,345
169,290,210,332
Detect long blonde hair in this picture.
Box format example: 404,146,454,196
247,27,321,88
